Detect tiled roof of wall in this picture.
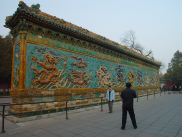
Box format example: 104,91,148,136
5,2,161,67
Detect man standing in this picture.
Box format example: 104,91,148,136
120,82,137,130
106,85,115,113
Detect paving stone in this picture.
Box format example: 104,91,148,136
1,93,182,137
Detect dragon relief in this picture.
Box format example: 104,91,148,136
128,71,135,84
115,65,125,87
144,74,150,86
136,71,143,86
31,53,68,89
71,56,87,68
96,65,113,87
150,74,159,86
70,56,90,87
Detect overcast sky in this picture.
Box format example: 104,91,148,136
1,0,182,73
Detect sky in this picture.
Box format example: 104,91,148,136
1,0,182,73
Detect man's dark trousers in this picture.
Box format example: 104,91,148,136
108,101,113,113
122,105,137,129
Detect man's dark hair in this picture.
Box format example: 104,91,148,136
126,82,132,88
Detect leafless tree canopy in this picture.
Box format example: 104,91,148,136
121,30,153,59
121,30,136,48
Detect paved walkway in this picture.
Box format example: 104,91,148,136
1,92,182,137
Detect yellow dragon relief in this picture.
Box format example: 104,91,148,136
96,65,113,87
31,53,67,89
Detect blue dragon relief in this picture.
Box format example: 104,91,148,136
115,65,126,87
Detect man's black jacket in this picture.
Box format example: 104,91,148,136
120,88,137,107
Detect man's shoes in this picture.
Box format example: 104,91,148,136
134,126,137,129
121,126,125,130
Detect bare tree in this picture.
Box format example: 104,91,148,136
145,50,152,57
121,30,136,48
120,30,153,58
121,30,144,53
133,43,144,54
